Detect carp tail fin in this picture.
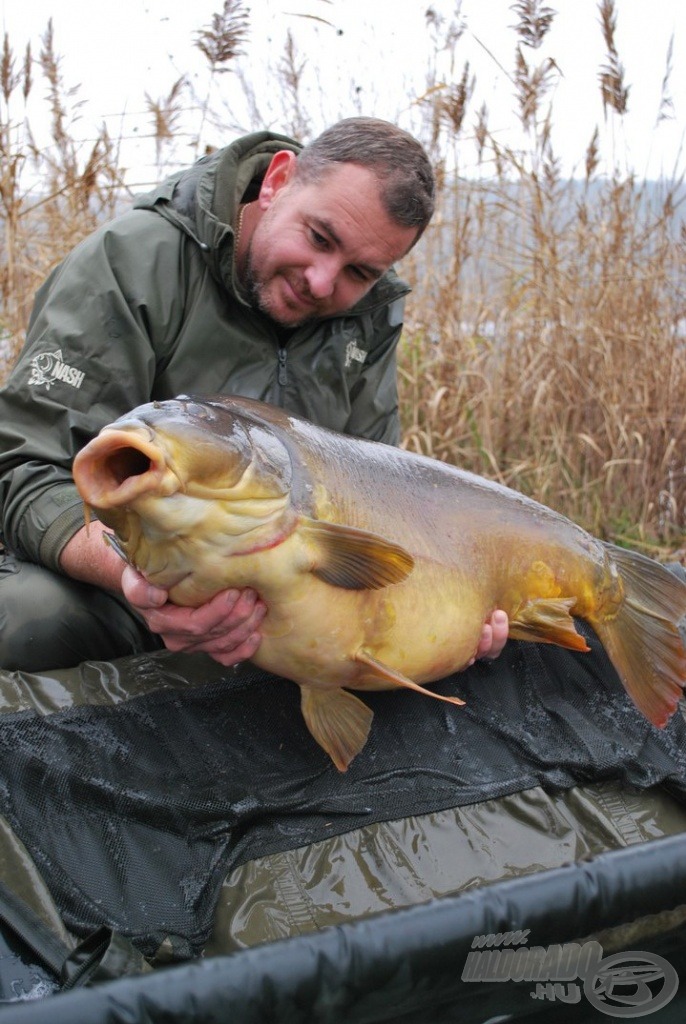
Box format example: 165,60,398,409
594,545,686,728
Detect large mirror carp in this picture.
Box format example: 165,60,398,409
73,395,686,771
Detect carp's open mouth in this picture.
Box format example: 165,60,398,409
100,445,155,489
73,428,178,510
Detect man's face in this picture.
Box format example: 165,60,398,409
243,159,418,327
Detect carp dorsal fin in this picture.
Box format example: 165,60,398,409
509,596,590,651
354,651,466,706
300,517,414,590
299,684,373,772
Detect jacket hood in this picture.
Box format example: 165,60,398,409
133,131,410,316
134,131,300,297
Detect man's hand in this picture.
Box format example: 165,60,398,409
469,610,509,665
121,565,266,666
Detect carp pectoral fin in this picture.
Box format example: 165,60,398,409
300,518,414,590
354,651,466,706
103,531,129,563
509,597,590,652
300,685,373,772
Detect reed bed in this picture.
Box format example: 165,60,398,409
399,172,686,556
399,1,686,557
0,22,123,380
0,1,684,557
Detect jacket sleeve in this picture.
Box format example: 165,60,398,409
344,292,406,447
0,211,187,571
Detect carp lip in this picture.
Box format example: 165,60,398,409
73,427,181,509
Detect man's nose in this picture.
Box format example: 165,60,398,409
304,257,338,299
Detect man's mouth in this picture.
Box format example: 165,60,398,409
283,277,317,310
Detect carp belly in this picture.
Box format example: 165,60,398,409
255,553,487,692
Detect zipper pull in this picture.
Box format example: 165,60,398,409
277,348,288,386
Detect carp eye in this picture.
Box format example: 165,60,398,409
183,399,217,423
106,448,151,486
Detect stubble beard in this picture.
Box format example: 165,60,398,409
242,244,317,330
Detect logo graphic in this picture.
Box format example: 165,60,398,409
462,932,678,1018
28,350,85,391
344,340,367,369
585,951,679,1018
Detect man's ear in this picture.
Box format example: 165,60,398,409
258,150,297,209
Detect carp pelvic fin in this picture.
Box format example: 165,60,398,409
299,684,373,772
509,597,590,651
354,650,466,706
301,517,414,590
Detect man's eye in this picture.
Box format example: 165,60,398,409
310,229,328,248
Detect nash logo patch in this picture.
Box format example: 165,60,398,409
28,350,85,391
344,340,367,369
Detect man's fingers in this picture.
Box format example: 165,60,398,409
121,564,168,609
468,610,510,666
139,587,244,637
129,581,267,666
209,632,262,667
488,610,509,658
175,600,266,654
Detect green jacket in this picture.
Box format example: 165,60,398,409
0,131,410,572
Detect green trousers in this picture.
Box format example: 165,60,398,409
0,551,163,671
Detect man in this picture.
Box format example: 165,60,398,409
0,117,508,671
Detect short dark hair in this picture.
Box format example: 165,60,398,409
295,117,435,245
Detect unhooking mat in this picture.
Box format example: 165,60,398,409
0,623,685,959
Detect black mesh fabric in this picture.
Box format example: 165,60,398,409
0,623,685,959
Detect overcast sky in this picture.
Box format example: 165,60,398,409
2,0,684,183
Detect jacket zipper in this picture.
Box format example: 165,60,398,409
277,347,288,387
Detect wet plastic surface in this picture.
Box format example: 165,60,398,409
2,833,686,1023
0,926,58,1006
1,630,686,959
207,780,686,952
0,634,685,1017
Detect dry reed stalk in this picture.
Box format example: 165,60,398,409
277,30,312,141
598,0,629,117
146,77,187,167
191,0,251,154
400,168,686,555
195,0,250,71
